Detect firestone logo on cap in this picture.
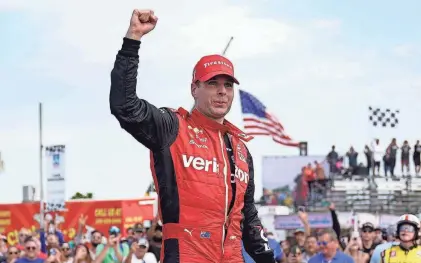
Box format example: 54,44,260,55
203,60,233,69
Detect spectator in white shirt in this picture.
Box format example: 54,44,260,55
124,238,157,263
371,139,383,176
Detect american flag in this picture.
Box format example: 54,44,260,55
239,90,299,147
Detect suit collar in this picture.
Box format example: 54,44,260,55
177,107,253,142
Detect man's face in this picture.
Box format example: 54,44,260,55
24,241,37,259
295,232,305,244
399,224,416,242
0,238,6,248
126,228,134,237
47,234,58,247
91,232,102,245
192,75,234,121
281,240,290,254
61,243,71,257
8,246,20,259
361,227,374,242
135,245,147,258
287,250,302,263
318,234,337,257
19,230,29,244
305,237,318,254
134,230,145,239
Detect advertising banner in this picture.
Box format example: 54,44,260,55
45,145,66,211
261,155,329,206
274,212,332,229
0,198,155,245
379,214,400,228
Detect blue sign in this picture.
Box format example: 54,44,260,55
53,154,60,167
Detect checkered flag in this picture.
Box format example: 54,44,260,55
368,106,400,128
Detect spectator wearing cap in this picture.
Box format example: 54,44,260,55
132,224,145,240
373,228,384,245
124,238,157,263
308,230,354,263
369,225,398,263
94,226,129,263
293,211,311,252
360,223,378,258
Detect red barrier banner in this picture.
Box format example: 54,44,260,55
0,198,155,245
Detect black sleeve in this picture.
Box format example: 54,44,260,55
330,209,342,247
110,38,179,150
242,149,275,263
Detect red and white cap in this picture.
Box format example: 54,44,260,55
192,54,239,84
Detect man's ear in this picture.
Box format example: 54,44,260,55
191,82,199,99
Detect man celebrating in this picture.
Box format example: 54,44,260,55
110,9,274,263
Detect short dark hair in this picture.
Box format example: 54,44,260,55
24,236,35,244
306,235,317,241
91,230,102,236
318,230,338,241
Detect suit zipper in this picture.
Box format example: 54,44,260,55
219,131,229,255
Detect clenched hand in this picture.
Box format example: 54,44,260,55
125,9,158,40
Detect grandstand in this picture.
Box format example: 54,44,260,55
308,175,421,214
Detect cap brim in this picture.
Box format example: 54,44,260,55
198,70,239,85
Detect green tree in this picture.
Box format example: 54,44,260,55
70,192,94,200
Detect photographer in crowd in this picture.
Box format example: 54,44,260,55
124,238,156,263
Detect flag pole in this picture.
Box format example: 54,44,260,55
39,102,45,228
222,37,234,56
191,36,235,112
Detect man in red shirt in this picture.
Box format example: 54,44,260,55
110,9,274,263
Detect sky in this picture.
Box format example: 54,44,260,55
1,0,421,203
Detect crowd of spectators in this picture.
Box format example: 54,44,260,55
244,202,406,263
327,139,421,179
0,215,162,263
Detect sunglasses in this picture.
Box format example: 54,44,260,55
61,247,70,251
26,246,36,251
318,241,330,247
399,225,416,233
9,251,19,255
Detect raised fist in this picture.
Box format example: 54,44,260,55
126,9,158,40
